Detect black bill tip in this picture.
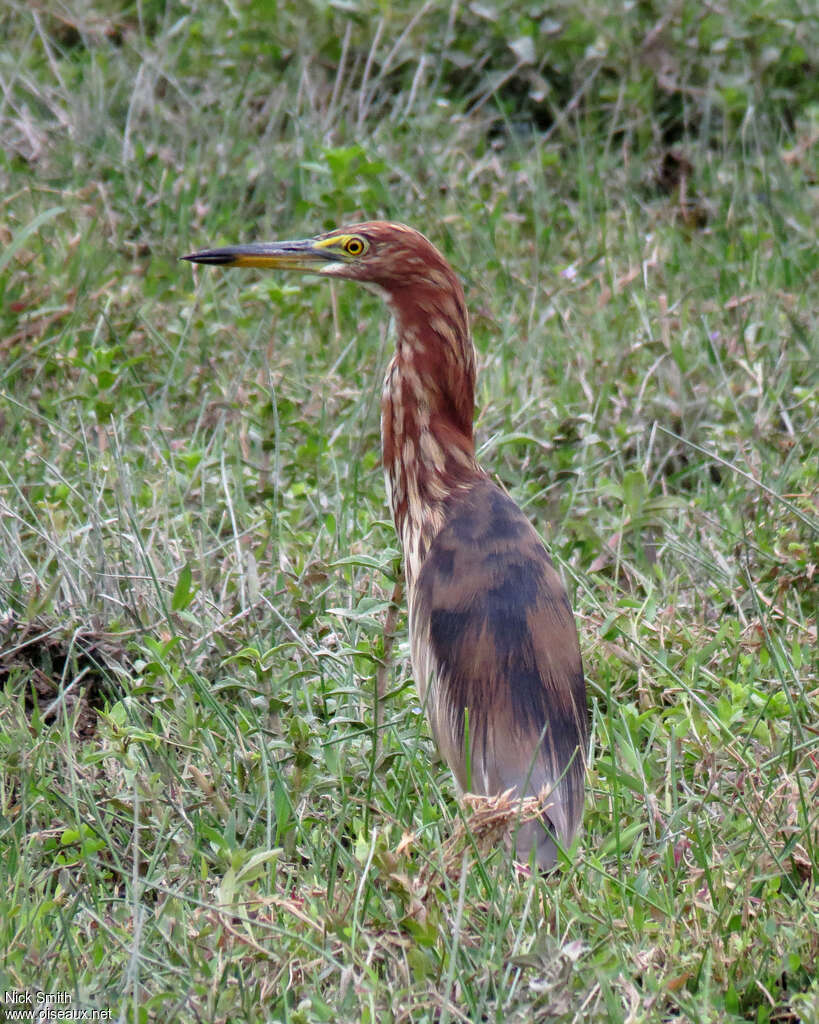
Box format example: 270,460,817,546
180,250,238,265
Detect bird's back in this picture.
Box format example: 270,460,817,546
410,478,587,868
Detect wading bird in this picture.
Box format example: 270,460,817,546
183,222,588,868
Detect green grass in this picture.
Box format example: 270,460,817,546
1,2,818,1021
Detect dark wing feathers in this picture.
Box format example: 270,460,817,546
412,478,587,867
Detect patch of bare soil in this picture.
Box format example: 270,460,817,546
0,613,128,738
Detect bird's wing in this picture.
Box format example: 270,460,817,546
411,478,587,860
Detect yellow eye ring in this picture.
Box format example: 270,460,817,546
344,237,365,256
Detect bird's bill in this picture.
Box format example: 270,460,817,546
181,237,341,273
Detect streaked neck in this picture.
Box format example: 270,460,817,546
380,287,482,583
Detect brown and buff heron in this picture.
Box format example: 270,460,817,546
183,222,588,868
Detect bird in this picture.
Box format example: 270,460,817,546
183,221,588,868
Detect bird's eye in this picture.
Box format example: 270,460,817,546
344,236,365,256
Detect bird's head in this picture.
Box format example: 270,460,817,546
182,221,458,300
183,219,474,437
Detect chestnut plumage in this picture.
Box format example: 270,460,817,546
183,221,588,867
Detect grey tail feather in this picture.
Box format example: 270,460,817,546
515,816,559,871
